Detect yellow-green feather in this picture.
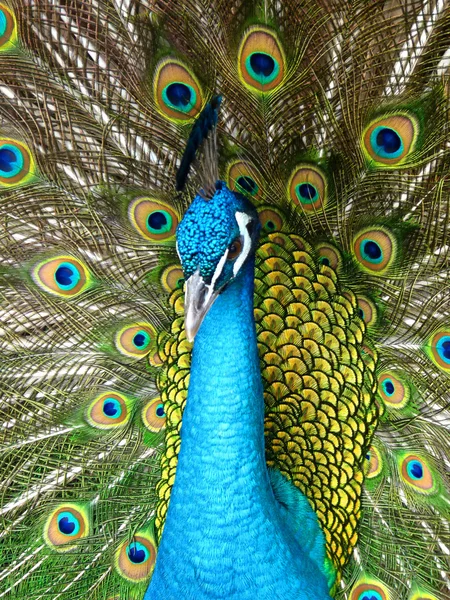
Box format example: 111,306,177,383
154,229,380,585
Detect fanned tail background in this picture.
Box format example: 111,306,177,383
0,1,449,599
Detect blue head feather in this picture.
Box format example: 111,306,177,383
177,181,260,285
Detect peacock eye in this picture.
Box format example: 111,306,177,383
44,504,89,551
227,237,243,260
238,27,285,92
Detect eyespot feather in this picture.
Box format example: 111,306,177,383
353,228,396,275
227,160,263,200
142,397,166,433
32,256,91,298
288,165,327,213
115,324,157,358
0,4,17,50
0,138,35,186
154,58,203,121
115,532,156,581
86,392,131,429
238,26,285,93
350,579,391,600
129,198,179,242
258,207,284,232
44,504,89,551
362,114,419,166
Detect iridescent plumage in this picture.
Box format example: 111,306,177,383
0,1,449,599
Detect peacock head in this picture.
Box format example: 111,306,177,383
177,181,260,341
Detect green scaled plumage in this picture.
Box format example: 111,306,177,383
0,0,449,599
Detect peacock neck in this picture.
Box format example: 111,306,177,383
146,257,331,600
180,257,266,476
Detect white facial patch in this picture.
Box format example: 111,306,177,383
188,210,254,307
233,212,252,276
209,249,229,296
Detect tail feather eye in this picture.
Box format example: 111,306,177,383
365,445,382,478
129,198,179,242
258,207,284,232
33,256,91,297
115,324,157,358
154,58,203,121
400,455,435,493
228,161,263,200
116,533,156,581
238,26,285,92
351,582,389,600
161,265,185,292
353,228,396,275
288,166,327,212
0,4,17,48
363,114,418,166
142,397,166,432
0,138,35,186
378,372,409,408
237,176,258,195
44,504,89,551
86,392,130,429
425,330,450,371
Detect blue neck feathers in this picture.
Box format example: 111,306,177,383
145,259,331,600
179,257,265,479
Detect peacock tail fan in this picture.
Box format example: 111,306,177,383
0,0,449,599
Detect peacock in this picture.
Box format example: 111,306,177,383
0,0,449,599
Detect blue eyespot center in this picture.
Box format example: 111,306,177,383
358,594,383,600
361,240,383,263
296,183,318,204
236,176,258,195
407,460,423,480
127,541,149,564
0,10,7,38
156,403,165,418
250,53,275,77
162,82,196,113
266,220,275,230
54,263,81,290
0,149,16,172
0,145,23,178
246,52,280,85
132,330,151,350
442,340,450,360
383,379,395,396
133,333,146,347
147,210,170,232
364,241,381,260
319,257,330,266
376,128,401,154
366,452,371,461
103,398,122,419
370,126,404,160
435,335,450,364
166,83,191,107
359,308,365,319
57,512,80,536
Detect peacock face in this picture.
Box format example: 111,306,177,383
177,181,260,341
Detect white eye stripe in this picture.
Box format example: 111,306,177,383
191,249,228,312
210,248,229,292
233,212,252,276
189,212,254,295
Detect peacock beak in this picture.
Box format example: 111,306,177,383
184,269,220,343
